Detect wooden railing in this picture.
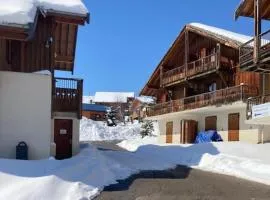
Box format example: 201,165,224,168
239,29,270,67
162,53,218,86
146,85,258,117
246,94,270,120
52,77,83,119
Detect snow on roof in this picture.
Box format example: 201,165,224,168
0,0,88,27
189,23,252,45
83,96,95,104
94,92,135,103
136,96,156,104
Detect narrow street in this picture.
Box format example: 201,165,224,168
92,142,270,200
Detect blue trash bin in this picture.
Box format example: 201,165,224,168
16,141,28,160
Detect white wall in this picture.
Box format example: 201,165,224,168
157,106,269,144
0,71,52,159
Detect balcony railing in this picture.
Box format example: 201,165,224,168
146,85,258,117
52,77,83,119
162,53,218,86
246,94,270,120
239,29,270,68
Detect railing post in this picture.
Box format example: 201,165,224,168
216,43,221,70
240,84,244,101
254,0,261,64
78,79,83,119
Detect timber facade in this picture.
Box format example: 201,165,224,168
0,4,89,160
236,0,270,121
141,24,261,117
140,23,270,144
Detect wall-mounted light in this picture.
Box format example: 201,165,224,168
45,36,53,48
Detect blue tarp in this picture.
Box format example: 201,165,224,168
194,130,223,143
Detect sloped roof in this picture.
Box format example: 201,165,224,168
188,23,252,47
140,23,252,95
82,104,108,112
0,0,89,28
94,92,135,103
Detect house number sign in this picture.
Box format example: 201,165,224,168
60,129,67,135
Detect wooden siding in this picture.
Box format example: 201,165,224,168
0,16,79,73
146,85,258,117
235,71,260,90
235,0,270,20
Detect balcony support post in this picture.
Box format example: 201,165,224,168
185,30,189,77
254,0,261,64
160,65,163,87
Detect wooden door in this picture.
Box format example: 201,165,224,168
228,113,239,141
166,122,173,143
205,116,217,131
181,120,198,144
54,119,73,159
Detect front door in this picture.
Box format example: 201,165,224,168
54,119,73,159
228,113,239,141
166,122,173,143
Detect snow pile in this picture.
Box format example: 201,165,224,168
83,96,95,104
94,92,135,103
117,136,158,152
80,118,141,141
189,23,252,44
0,0,88,26
2,142,270,200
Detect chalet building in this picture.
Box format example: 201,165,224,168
0,1,89,159
82,104,108,121
140,23,270,144
235,0,270,125
131,96,156,121
94,92,135,120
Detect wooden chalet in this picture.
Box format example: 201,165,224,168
0,5,89,119
141,23,260,117
0,1,89,160
235,0,270,120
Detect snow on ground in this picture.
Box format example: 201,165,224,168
2,142,270,200
80,118,141,141
2,120,270,200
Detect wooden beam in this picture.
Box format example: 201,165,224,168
160,65,163,87
184,30,189,77
254,0,261,64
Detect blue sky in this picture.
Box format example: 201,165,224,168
68,0,266,96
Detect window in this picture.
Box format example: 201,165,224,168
208,82,217,92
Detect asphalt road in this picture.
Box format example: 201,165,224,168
91,142,270,200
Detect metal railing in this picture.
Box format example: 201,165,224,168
52,77,83,119
146,84,258,117
246,94,270,120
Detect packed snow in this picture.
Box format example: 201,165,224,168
2,142,270,200
189,23,252,44
0,0,88,26
94,92,135,103
2,120,270,200
80,118,141,141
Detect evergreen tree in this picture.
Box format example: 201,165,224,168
140,120,154,138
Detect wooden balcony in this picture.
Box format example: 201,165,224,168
162,53,218,87
246,94,270,120
52,77,83,119
146,85,258,117
239,29,270,71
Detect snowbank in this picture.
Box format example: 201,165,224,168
1,142,270,199
80,118,141,141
